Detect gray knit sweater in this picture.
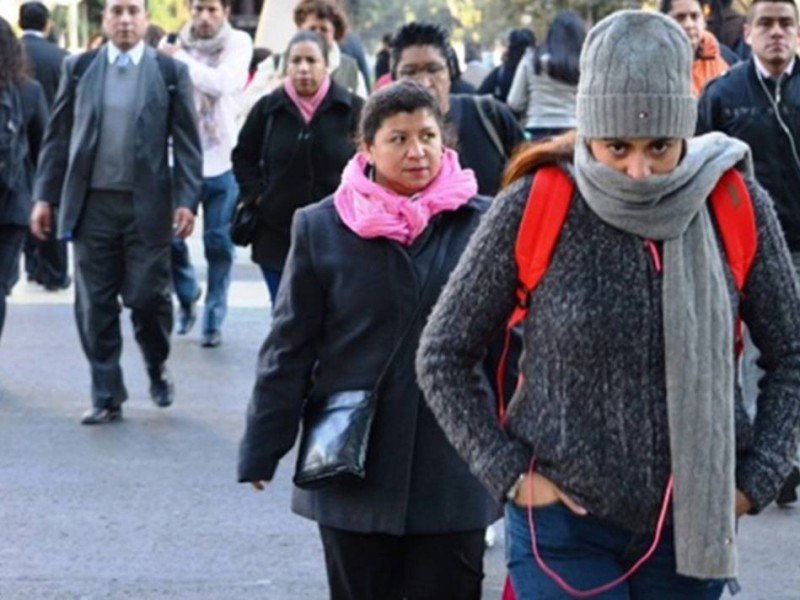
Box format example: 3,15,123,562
416,171,800,534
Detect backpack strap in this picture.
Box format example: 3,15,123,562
71,49,178,100
71,49,100,91
473,95,507,160
154,52,179,97
496,166,574,421
709,168,757,357
710,169,756,292
510,166,575,327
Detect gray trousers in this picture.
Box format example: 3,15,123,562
72,190,173,408
740,250,800,463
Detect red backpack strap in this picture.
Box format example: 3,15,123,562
709,168,757,357
497,166,574,421
509,166,575,328
710,169,757,292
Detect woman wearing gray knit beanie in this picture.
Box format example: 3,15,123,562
417,9,800,600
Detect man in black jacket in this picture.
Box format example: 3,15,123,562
18,1,70,292
697,0,800,506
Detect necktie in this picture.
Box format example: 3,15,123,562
116,52,131,69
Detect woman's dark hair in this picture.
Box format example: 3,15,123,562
284,30,330,70
0,17,27,93
390,22,452,80
293,0,349,42
504,28,536,71
533,10,586,86
360,80,446,145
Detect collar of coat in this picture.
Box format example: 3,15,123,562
261,80,357,119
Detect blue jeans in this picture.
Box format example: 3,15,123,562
171,170,238,335
260,266,282,305
505,503,726,599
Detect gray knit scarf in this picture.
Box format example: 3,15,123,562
178,20,232,146
574,132,752,579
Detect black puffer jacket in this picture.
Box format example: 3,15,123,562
698,59,800,249
232,83,363,270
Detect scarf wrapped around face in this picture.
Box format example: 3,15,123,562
574,131,752,579
178,20,232,146
334,148,478,245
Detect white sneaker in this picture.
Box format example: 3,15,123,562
485,524,496,548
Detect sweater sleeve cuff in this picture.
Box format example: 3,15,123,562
475,440,532,502
736,453,786,513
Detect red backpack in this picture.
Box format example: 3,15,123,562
498,165,757,599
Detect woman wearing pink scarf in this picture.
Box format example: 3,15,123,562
233,30,363,303
239,81,503,599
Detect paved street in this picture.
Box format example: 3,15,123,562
0,239,798,599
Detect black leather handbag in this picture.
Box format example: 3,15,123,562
230,193,260,247
292,389,378,490
229,112,274,248
293,233,450,490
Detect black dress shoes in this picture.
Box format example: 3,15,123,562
44,275,72,292
177,288,202,335
81,405,122,425
148,365,175,408
777,465,800,507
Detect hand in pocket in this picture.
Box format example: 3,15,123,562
513,472,588,516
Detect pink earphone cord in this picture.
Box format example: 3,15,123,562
524,457,674,599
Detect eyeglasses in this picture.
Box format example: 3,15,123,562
397,63,448,80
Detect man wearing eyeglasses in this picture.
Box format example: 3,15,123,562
391,23,524,197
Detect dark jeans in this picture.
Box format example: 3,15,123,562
171,170,238,335
0,225,26,341
505,502,726,599
318,526,485,600
259,266,282,305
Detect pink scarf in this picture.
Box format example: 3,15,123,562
283,74,332,123
334,148,478,245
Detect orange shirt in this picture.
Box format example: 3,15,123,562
692,31,730,97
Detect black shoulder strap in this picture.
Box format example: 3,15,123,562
256,110,276,188
71,49,100,90
154,52,178,97
71,49,178,99
373,232,452,394
473,94,507,160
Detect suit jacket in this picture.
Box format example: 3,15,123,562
33,45,202,245
20,33,67,107
0,79,49,227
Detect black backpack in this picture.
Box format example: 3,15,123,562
0,85,27,211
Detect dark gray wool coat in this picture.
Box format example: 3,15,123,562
238,196,501,535
417,170,800,534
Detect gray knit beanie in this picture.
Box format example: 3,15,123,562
577,10,696,140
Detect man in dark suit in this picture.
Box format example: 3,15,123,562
31,0,203,425
18,1,70,292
